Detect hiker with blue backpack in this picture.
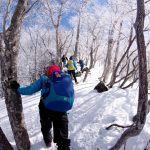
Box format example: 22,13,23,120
10,64,74,150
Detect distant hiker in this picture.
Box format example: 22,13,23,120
10,64,74,150
61,55,68,67
67,56,78,84
78,59,84,72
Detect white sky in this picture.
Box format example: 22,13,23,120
1,65,150,150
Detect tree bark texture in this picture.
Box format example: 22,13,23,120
134,0,148,129
0,1,30,150
0,127,13,150
109,0,148,149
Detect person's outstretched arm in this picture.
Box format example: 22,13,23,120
16,76,45,95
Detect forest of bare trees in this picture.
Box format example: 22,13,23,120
0,0,150,149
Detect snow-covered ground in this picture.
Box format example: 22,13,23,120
1,67,150,150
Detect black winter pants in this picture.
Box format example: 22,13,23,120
39,101,70,149
68,70,78,83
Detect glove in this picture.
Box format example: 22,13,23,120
10,80,20,91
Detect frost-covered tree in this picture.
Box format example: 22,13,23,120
109,0,148,149
41,0,75,65
0,0,38,149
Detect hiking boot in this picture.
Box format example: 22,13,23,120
57,139,70,150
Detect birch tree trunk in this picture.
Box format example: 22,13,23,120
109,0,148,149
101,23,115,83
74,16,80,59
109,21,122,86
0,1,30,150
74,0,89,59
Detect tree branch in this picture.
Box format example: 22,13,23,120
24,0,39,15
106,124,133,130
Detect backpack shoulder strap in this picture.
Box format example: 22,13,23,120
41,77,51,99
41,72,62,99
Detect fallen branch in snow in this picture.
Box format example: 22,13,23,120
106,124,133,130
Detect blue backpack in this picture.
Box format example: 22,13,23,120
42,71,74,112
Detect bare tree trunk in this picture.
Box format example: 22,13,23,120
45,0,64,64
93,46,99,68
74,0,89,59
89,23,101,70
28,28,39,80
101,23,115,83
109,0,148,149
109,21,123,86
134,0,148,126
0,1,30,150
89,43,100,69
74,16,80,59
120,56,138,88
83,70,89,82
56,27,61,64
89,45,94,69
0,127,13,150
108,28,136,88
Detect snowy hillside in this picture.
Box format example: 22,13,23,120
1,67,150,150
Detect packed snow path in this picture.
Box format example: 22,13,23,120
1,71,150,150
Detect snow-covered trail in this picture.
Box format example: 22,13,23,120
69,81,137,150
1,71,150,149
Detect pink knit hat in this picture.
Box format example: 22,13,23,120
47,65,60,76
